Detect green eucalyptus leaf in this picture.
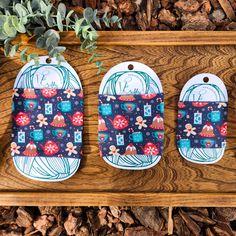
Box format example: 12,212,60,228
83,7,94,22
110,15,119,23
31,0,40,11
0,29,7,40
27,1,33,14
58,3,66,20
36,36,46,48
44,29,60,40
75,18,84,36
56,10,63,32
20,47,28,62
0,0,10,9
12,16,26,33
0,15,6,28
46,36,58,48
102,16,110,28
9,44,19,57
40,1,48,13
3,17,17,37
34,26,46,36
65,9,74,29
4,38,12,56
14,3,28,18
54,46,66,53
95,60,102,67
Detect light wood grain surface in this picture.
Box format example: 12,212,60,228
0,32,236,206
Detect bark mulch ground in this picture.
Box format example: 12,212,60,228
62,0,236,30
0,206,236,235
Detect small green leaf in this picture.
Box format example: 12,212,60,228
20,47,28,62
14,3,28,18
54,46,66,53
75,18,84,36
83,7,94,22
36,36,46,48
9,44,19,57
56,11,63,32
34,26,46,36
0,0,10,9
3,17,16,37
58,3,66,20
4,38,11,56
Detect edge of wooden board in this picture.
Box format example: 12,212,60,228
0,192,236,206
18,31,236,46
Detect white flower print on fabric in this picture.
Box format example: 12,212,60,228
12,89,19,97
218,102,227,108
11,142,20,156
36,114,48,127
109,145,120,156
66,142,78,156
184,123,196,137
105,95,116,101
64,89,76,98
135,116,147,130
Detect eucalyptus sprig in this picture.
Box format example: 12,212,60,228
0,0,121,73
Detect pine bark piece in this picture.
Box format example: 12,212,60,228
38,206,61,217
173,215,191,236
218,0,236,21
205,227,215,236
109,207,121,218
210,0,221,9
210,9,226,21
119,211,134,225
158,9,177,27
131,207,164,232
76,226,90,236
213,225,234,236
215,208,236,221
181,11,216,30
136,12,148,30
228,0,236,10
225,22,236,30
202,0,212,14
33,215,54,236
0,207,17,225
161,0,171,9
48,226,64,236
97,207,107,227
15,207,33,228
118,0,136,16
124,226,160,236
0,230,22,236
179,209,201,236
175,0,200,13
85,0,96,8
188,213,216,225
64,213,79,236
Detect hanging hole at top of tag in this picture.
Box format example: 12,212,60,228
128,64,134,70
203,77,209,83
46,57,52,64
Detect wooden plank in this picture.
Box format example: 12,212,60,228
1,35,236,206
0,192,236,207
18,31,236,46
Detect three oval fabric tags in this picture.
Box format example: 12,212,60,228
11,57,228,181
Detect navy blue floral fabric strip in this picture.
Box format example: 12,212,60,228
11,88,83,158
177,101,228,148
98,93,164,157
